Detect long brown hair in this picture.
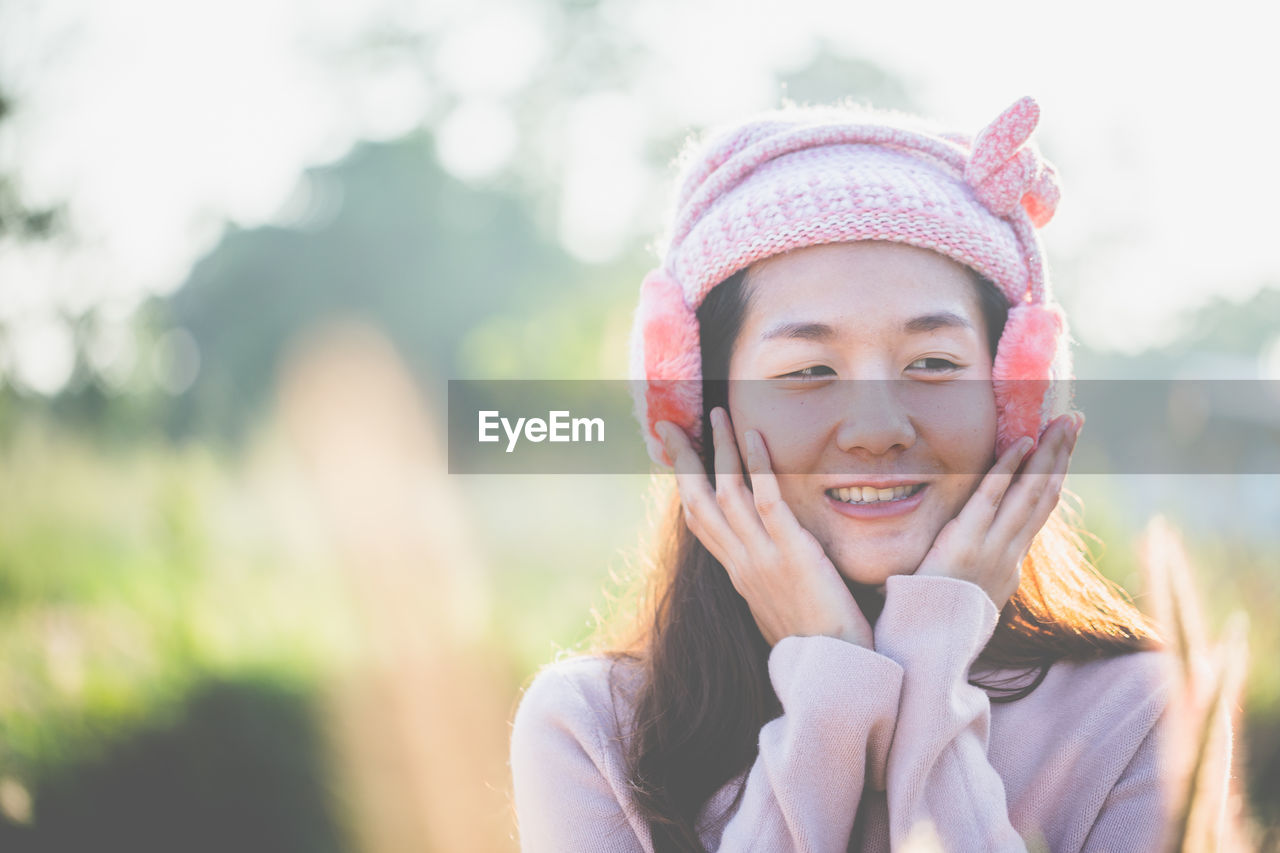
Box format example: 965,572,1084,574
591,268,1161,852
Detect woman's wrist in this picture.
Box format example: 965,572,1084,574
836,625,874,649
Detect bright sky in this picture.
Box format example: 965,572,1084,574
1,0,1277,393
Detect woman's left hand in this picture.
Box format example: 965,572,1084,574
915,411,1083,610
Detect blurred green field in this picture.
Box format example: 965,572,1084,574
0,417,362,849
1,410,1276,850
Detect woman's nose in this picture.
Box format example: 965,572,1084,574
833,380,916,456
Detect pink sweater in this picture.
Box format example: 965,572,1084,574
510,575,1229,852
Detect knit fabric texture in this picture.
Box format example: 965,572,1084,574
629,96,1074,467
510,575,1233,852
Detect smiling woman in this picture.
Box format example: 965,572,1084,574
509,98,1233,852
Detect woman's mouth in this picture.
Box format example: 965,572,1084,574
825,483,925,505
824,482,927,519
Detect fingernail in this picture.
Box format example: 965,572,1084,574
1018,436,1034,456
655,422,671,444
745,429,761,457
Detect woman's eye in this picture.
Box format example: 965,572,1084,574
907,357,961,372
779,365,835,379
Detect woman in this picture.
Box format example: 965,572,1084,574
510,97,1202,852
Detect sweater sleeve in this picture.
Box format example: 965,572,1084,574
712,635,903,851
874,574,1028,851
510,636,904,853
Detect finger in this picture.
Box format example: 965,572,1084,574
993,415,1078,544
711,408,769,541
657,421,738,558
742,429,804,543
1022,414,1077,478
1027,420,1076,522
997,440,1073,570
954,434,1035,528
997,414,1075,511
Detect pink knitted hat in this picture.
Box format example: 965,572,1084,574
629,96,1074,467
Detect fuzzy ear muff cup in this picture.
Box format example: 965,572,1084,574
992,302,1072,456
630,269,703,467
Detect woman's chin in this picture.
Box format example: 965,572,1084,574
837,571,885,589
835,562,917,591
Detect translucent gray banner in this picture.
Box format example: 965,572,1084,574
447,380,1280,474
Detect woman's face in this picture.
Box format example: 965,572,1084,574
727,241,998,589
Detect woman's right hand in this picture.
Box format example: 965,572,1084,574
656,407,874,649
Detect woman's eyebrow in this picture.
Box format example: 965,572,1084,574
902,311,974,334
760,321,836,341
760,312,973,341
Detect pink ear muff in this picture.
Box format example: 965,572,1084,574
632,268,703,466
992,302,1067,455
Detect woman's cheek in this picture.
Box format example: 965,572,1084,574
910,385,998,476
907,380,992,427
745,401,831,472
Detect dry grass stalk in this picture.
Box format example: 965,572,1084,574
278,320,516,853
1138,515,1250,853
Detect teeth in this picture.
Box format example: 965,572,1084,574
829,484,922,504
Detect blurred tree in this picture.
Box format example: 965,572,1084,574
0,84,63,436
1072,285,1280,378
0,90,59,242
163,131,592,441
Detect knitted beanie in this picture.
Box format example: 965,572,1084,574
629,96,1074,467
